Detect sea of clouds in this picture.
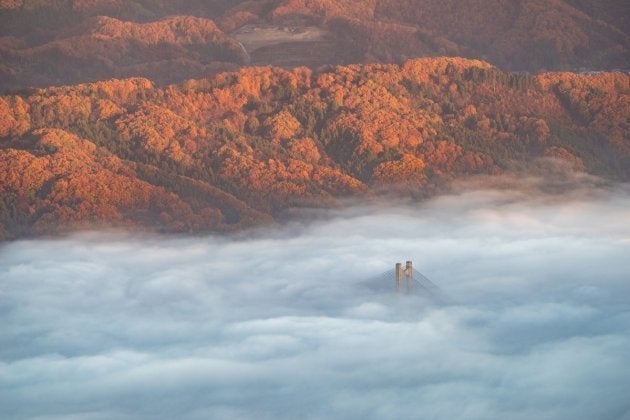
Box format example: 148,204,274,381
1,177,629,420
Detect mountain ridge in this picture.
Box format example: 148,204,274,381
1,58,628,240
1,0,628,90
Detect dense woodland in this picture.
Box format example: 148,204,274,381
1,0,628,89
1,58,628,239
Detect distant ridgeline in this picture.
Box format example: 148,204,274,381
0,58,628,240
0,0,628,89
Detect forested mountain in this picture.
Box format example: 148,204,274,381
1,0,628,90
0,2,628,239
1,58,628,239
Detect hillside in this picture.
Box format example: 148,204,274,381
1,58,628,239
564,0,629,35
266,0,628,70
1,0,628,90
0,15,247,88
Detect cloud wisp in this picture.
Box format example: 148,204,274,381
1,183,630,420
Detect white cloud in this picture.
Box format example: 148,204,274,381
1,181,629,419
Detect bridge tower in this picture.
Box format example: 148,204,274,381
395,261,414,292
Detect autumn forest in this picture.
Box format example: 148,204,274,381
0,0,628,239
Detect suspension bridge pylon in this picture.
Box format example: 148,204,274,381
395,261,414,292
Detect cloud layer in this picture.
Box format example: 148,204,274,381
1,182,630,420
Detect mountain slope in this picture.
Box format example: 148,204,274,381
1,15,247,88
1,0,628,90
270,0,629,70
1,59,628,239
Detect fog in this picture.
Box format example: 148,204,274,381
1,179,630,420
